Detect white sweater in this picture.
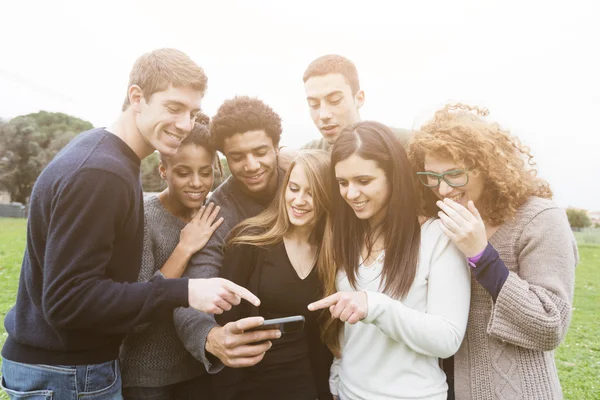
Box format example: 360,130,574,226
330,220,471,400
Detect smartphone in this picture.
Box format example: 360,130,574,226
247,315,305,334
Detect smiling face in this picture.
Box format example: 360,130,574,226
423,154,485,208
134,84,203,157
304,73,364,144
159,143,214,211
284,164,317,228
223,129,279,196
335,153,391,226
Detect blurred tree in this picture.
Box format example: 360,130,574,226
566,208,591,231
141,151,166,192
0,111,93,204
212,155,231,189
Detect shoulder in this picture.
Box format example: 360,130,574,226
497,197,575,261
143,194,160,209
513,196,567,229
420,218,448,246
143,195,171,226
302,138,328,150
388,127,414,146
224,242,262,261
52,129,140,192
419,218,465,261
208,177,235,205
58,167,132,200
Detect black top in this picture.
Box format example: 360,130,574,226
173,170,284,372
215,241,333,400
2,128,188,366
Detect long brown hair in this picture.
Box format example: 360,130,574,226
227,150,332,252
320,121,421,355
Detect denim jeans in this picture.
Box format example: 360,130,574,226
122,374,211,400
1,358,123,399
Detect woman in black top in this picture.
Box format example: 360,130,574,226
214,150,333,400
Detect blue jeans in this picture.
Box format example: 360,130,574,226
1,358,123,399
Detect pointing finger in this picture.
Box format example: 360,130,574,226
307,293,340,311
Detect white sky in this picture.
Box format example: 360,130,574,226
1,0,598,210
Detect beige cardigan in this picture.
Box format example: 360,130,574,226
454,197,578,400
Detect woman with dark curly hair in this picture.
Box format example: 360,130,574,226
408,104,579,400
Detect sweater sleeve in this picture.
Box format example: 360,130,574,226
41,169,189,334
329,356,341,396
470,243,510,301
362,229,471,359
173,212,232,373
487,207,578,351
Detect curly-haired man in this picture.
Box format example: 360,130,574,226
173,96,285,377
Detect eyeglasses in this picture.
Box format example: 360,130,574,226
416,170,469,188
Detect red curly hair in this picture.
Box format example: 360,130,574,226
408,104,552,226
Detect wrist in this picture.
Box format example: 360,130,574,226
205,326,220,355
176,242,195,259
467,243,490,267
467,244,487,260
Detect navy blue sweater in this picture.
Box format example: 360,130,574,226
2,128,189,365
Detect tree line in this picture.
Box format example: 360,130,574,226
0,111,594,229
0,111,230,203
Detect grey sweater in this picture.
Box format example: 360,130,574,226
173,173,281,373
454,196,579,399
119,196,204,387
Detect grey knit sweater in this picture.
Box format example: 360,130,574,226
119,196,204,387
454,196,578,400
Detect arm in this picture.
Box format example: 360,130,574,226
173,219,230,372
362,234,471,358
487,208,578,351
469,243,510,301
173,210,278,371
160,203,223,279
42,169,189,333
329,356,341,398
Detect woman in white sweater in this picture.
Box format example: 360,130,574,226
308,121,471,400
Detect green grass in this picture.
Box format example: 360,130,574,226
556,243,600,398
0,218,26,400
0,218,598,398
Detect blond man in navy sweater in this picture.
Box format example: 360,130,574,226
1,49,258,400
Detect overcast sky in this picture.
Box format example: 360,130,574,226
1,0,598,210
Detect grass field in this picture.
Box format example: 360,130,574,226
0,218,599,398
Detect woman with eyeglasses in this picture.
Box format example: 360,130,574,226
408,103,578,400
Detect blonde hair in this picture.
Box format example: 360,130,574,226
408,103,552,226
122,48,208,111
227,150,332,248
